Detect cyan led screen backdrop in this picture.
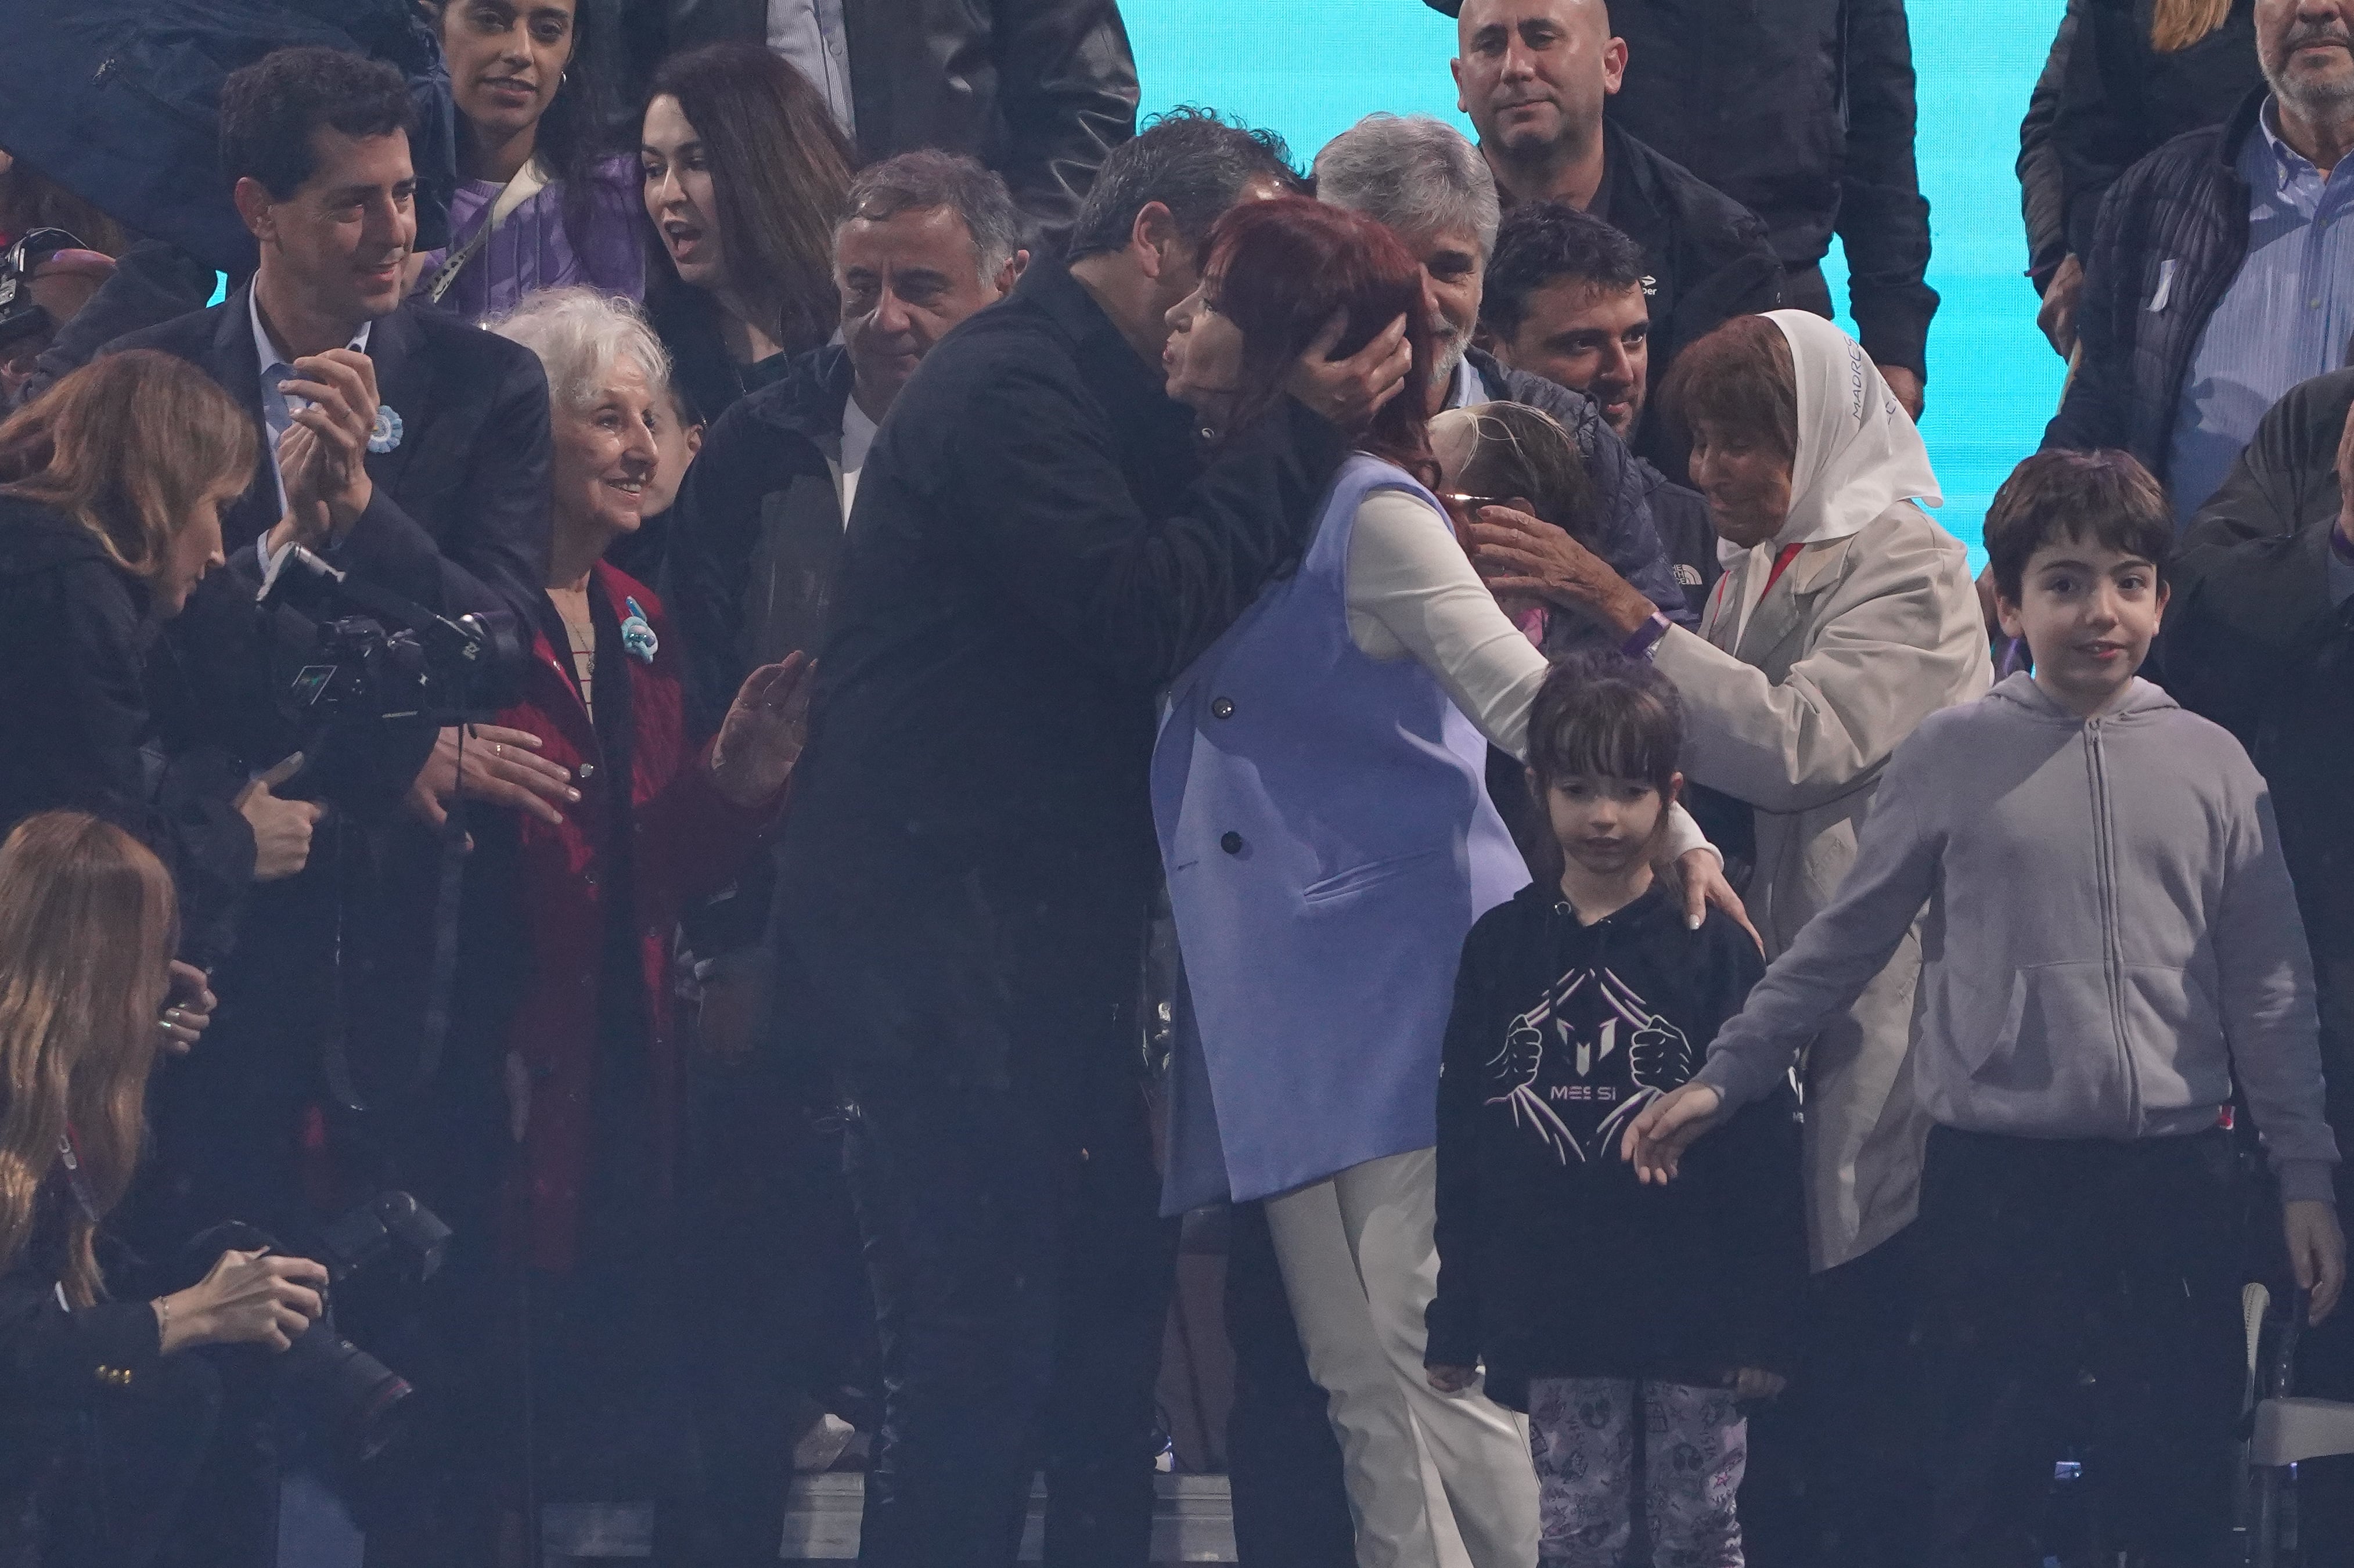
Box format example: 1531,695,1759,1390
1123,1,2070,566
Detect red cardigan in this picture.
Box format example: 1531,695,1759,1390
496,563,776,1273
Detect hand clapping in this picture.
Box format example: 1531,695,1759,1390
272,348,381,547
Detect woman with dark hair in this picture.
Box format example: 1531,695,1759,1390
1153,197,1728,1568
412,0,647,320
639,43,855,422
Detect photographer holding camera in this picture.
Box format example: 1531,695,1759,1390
0,811,329,1568
0,352,325,962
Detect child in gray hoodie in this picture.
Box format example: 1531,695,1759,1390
1622,449,2345,1566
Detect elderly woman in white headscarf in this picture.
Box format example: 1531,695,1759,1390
1468,305,1989,1278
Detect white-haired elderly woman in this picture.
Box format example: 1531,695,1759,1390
433,286,811,1542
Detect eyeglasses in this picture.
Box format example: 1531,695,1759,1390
1437,492,1517,511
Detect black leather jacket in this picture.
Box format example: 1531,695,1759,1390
628,0,1139,256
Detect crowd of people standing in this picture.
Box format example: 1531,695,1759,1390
0,2,2349,1567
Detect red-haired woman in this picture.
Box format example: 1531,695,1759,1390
1151,198,1728,1567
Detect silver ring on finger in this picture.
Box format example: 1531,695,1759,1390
494,742,505,759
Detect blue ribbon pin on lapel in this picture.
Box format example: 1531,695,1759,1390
368,405,404,454
620,597,658,664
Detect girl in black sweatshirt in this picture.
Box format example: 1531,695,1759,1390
1426,653,1804,1567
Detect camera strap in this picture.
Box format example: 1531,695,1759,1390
414,789,470,1091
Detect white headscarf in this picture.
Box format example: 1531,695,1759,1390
1716,312,1941,637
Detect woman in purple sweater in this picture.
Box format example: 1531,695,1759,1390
411,0,647,322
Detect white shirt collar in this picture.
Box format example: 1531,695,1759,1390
247,282,372,379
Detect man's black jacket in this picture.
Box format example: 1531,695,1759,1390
768,261,1346,1080
1427,0,1931,373
0,498,254,963
2041,90,2264,484
2051,0,2259,262
1632,455,1720,605
2157,369,2354,1136
1604,0,1937,377
666,342,855,733
1592,122,1787,379
621,0,1138,255
107,285,551,624
663,343,852,964
2019,0,2081,294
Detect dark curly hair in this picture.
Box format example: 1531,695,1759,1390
1482,201,1648,342
219,47,416,199
1066,106,1306,261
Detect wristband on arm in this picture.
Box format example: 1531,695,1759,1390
1620,608,1673,660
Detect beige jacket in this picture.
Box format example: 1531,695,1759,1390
1655,500,1992,1272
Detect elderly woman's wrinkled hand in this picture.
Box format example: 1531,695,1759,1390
711,653,816,806
1470,503,1657,639
405,723,577,836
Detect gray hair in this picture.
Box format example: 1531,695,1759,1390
482,287,672,416
838,150,1025,279
1313,113,1500,258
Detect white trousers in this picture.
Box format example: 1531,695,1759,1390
1264,1147,1542,1568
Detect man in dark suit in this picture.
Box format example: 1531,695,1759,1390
615,0,1140,255
104,46,559,1248
766,110,1408,1567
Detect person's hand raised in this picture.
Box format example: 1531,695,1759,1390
267,423,337,560
1284,312,1413,432
711,653,816,806
276,348,380,532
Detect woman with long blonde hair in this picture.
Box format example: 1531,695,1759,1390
0,811,329,1567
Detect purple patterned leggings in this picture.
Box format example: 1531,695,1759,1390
1526,1378,1747,1567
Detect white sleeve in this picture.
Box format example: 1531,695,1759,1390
1346,489,1716,859
1345,488,1549,757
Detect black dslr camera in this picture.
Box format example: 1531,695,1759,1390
260,546,525,724
202,1191,452,1468
0,227,84,349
